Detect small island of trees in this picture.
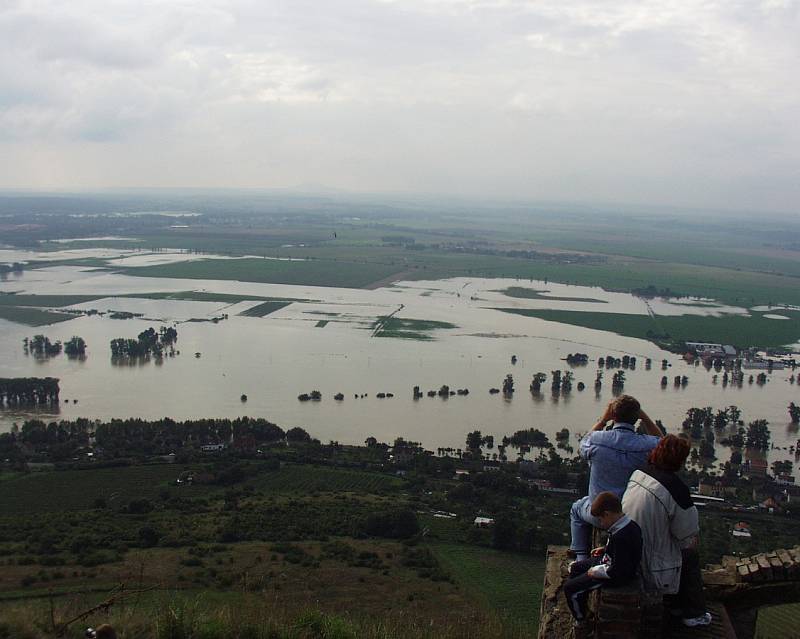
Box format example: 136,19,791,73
64,336,87,358
110,326,178,361
23,335,62,358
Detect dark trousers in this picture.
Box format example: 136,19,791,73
563,558,604,621
669,548,706,618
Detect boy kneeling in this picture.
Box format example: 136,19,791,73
563,491,642,627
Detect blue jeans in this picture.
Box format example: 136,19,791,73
570,496,601,558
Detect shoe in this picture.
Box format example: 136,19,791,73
682,612,712,627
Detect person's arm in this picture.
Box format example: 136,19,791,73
602,527,641,582
638,409,664,438
670,504,700,545
590,402,616,432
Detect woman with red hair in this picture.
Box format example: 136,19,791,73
622,434,712,628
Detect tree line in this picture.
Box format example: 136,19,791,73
0,377,59,407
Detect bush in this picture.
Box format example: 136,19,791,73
127,498,154,514
79,550,118,567
361,508,419,539
138,526,161,548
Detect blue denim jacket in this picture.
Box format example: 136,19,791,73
580,423,660,501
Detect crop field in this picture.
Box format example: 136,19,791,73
498,308,800,349
246,465,403,494
0,464,194,514
756,602,800,638
432,543,544,632
124,291,310,304
0,293,101,307
373,316,457,340
115,257,404,289
238,301,293,317
501,286,608,304
0,306,77,326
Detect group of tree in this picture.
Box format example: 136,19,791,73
0,377,59,406
64,336,87,358
530,372,547,393
565,353,588,366
502,428,552,457
789,402,800,425
109,326,178,360
598,355,636,370
465,430,495,456
611,370,625,392
23,335,62,358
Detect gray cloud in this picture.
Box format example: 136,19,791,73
0,0,798,211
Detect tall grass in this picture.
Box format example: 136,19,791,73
0,595,531,639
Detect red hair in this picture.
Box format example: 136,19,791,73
648,434,690,472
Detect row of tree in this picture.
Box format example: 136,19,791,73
0,377,60,406
23,335,87,359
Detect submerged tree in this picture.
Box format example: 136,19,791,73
64,336,87,359
745,419,771,451
789,402,800,425
530,373,546,394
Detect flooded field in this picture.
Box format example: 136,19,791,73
2,250,799,467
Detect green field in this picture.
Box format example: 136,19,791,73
756,602,800,638
0,293,100,307
432,543,544,631
373,316,457,340
498,308,800,349
124,291,311,304
0,464,192,514
0,306,77,326
115,257,404,289
246,465,402,494
501,286,608,304
237,301,293,317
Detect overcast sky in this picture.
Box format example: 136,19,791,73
0,0,798,212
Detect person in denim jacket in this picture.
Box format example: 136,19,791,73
569,395,662,561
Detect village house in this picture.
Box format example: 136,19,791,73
200,443,226,453
698,477,737,499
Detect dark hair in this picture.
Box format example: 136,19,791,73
590,491,622,517
648,434,690,472
610,395,641,425
95,626,117,639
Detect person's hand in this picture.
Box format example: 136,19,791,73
591,546,605,557
684,535,699,550
601,402,615,423
587,566,603,579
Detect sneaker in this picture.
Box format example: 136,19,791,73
682,612,712,627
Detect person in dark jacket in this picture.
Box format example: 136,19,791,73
563,491,643,624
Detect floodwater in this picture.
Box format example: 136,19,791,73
1,253,799,470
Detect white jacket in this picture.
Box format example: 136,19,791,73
622,467,699,595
